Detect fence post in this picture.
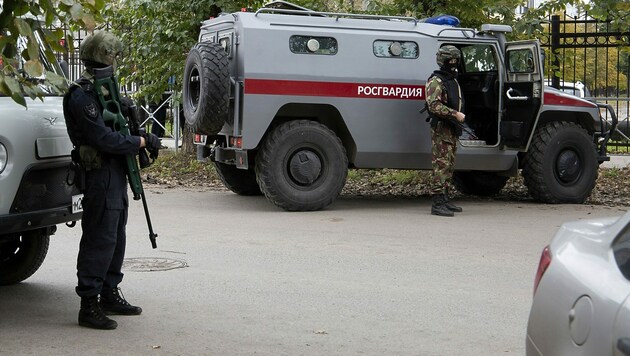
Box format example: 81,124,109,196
551,14,561,89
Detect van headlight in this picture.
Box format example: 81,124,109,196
0,143,7,174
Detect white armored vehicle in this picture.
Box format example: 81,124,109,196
183,1,616,211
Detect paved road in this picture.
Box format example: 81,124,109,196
1,188,628,355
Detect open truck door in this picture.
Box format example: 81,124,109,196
499,41,544,150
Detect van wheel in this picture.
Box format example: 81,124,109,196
214,162,262,196
255,120,348,211
183,42,230,135
522,122,598,203
0,230,50,285
453,171,509,196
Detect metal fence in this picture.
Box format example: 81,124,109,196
540,13,630,152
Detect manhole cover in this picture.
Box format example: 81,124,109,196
122,257,188,272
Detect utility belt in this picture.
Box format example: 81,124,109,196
66,145,117,191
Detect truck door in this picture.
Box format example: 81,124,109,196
500,41,543,150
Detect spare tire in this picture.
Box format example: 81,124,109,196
183,42,230,135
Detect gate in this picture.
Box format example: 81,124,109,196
540,13,630,152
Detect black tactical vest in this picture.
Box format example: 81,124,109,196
426,70,464,135
429,70,463,113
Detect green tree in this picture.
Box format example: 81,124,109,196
106,0,267,104
0,0,103,106
289,0,524,29
105,0,264,152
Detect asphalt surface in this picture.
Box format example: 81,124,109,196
1,188,628,355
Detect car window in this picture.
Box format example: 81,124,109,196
613,224,630,280
507,48,534,73
461,44,497,72
373,40,418,59
560,88,580,97
290,35,337,55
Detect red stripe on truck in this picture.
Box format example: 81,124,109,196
544,91,597,108
244,79,425,100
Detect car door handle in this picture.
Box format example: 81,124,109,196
506,88,528,101
617,337,630,355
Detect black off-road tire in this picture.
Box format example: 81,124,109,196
453,171,509,196
522,121,598,203
255,120,348,211
0,230,50,285
183,42,230,135
214,162,262,196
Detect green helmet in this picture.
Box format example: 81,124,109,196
79,30,123,66
436,45,461,68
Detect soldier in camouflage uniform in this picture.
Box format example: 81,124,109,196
63,31,161,330
426,45,466,217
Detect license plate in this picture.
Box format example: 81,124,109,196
72,194,84,214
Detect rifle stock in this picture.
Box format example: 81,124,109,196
93,67,158,249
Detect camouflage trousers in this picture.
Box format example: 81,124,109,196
429,121,457,195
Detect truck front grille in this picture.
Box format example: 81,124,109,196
10,162,80,213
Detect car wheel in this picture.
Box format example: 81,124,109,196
183,42,230,135
522,121,598,203
255,120,348,211
453,171,509,196
214,162,262,196
0,230,50,285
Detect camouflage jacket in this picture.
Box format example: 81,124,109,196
425,70,463,119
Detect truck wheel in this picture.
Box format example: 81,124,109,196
214,162,262,196
183,42,230,135
255,120,348,211
0,230,49,285
453,171,509,196
522,121,598,203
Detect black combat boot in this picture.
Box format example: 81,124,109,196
431,194,454,217
444,194,463,212
100,288,143,315
79,296,117,330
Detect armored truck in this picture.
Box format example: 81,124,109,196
183,2,616,211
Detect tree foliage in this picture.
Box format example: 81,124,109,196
105,0,265,104
0,0,103,106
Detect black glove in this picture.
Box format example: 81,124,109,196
142,132,161,160
120,97,134,117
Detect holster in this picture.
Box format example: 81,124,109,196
67,149,86,192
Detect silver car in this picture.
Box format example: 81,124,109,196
526,210,630,355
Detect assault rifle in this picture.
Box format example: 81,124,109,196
93,66,158,249
420,104,478,140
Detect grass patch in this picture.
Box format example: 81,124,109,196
142,150,220,186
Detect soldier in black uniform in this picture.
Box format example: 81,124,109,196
63,31,161,330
